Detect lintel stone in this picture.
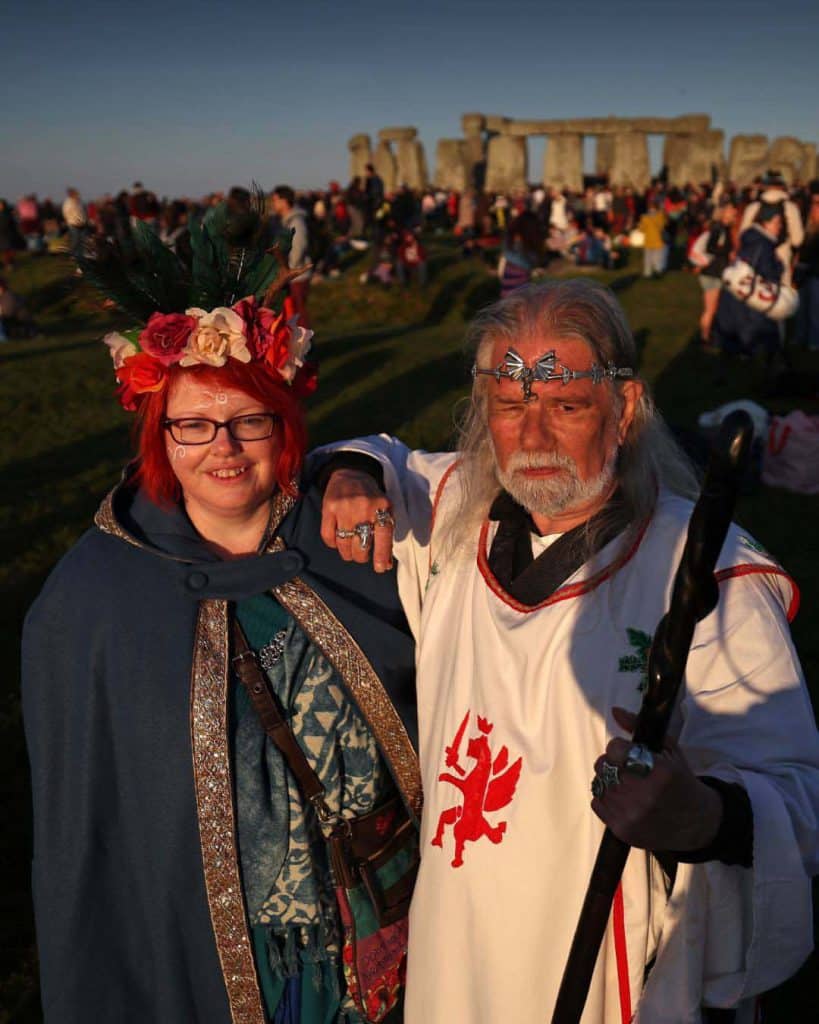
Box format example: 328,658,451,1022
378,126,418,143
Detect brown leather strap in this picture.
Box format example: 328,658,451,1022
231,619,326,806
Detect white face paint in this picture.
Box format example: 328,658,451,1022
191,389,230,410
172,445,187,461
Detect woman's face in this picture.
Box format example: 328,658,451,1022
164,374,282,523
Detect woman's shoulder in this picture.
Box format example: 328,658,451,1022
25,525,138,631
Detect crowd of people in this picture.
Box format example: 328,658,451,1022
2,169,818,354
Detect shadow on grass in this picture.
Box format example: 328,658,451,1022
310,346,470,445
0,337,100,363
1,425,130,492
314,323,416,362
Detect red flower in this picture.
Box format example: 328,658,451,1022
290,360,318,398
116,352,168,410
232,296,290,365
138,312,197,366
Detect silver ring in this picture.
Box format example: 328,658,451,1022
591,760,620,798
374,508,395,528
335,528,356,539
354,521,374,549
623,743,654,777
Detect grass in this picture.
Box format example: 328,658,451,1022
2,243,818,1020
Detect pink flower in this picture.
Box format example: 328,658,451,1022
138,312,197,366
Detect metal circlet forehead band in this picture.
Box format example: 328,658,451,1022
471,347,634,401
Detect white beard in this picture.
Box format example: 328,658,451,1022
496,449,617,519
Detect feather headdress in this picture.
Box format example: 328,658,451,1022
81,187,315,409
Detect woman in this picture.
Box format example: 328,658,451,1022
22,208,419,1024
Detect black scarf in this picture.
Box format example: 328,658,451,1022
486,490,631,606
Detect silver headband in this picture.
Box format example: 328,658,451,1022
472,347,634,401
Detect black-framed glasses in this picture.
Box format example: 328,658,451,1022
163,413,280,445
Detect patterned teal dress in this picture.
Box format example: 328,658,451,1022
233,593,396,1024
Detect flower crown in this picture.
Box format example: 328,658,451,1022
104,296,315,410
80,188,317,411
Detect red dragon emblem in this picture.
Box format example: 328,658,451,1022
431,711,523,868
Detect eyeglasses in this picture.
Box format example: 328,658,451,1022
163,413,279,445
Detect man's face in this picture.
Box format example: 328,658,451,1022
721,205,737,226
485,333,642,522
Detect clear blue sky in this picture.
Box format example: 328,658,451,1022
3,0,817,200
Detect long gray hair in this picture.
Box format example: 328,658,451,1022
440,279,699,557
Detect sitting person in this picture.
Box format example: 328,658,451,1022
0,277,37,340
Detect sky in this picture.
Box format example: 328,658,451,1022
2,0,818,200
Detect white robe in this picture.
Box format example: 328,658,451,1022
317,437,819,1023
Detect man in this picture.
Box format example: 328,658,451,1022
364,162,385,231
271,185,313,328
317,280,818,1022
739,171,804,285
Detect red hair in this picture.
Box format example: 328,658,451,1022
132,361,307,506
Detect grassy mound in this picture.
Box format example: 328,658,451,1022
1,242,817,1020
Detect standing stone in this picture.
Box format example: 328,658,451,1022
801,143,817,181
434,139,470,192
396,139,429,189
347,134,372,182
544,134,583,192
461,113,487,171
728,135,769,184
768,136,810,185
373,140,397,193
665,130,725,185
485,134,528,193
596,136,615,178
609,132,650,189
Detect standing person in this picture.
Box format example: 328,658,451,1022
0,198,21,269
739,171,804,284
318,280,819,1023
271,185,313,329
396,228,428,286
16,194,43,252
364,163,385,232
695,199,737,344
795,180,819,350
22,210,418,1024
637,199,668,278
61,187,87,260
712,203,787,370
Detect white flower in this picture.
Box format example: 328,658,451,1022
277,315,314,382
103,332,138,369
180,307,251,366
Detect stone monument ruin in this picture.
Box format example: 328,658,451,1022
348,113,817,191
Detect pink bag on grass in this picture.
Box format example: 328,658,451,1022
761,412,819,494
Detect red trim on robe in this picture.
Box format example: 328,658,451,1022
476,518,649,613
428,460,460,574
612,883,632,1024
715,564,800,622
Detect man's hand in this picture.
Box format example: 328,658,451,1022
591,707,723,852
320,468,395,573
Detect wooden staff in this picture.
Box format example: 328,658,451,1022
551,409,754,1024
